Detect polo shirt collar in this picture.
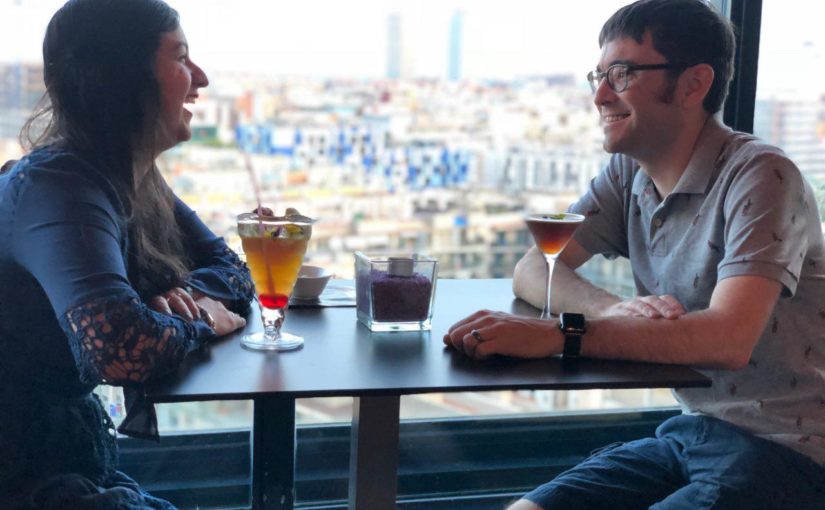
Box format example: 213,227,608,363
630,114,732,198
671,115,731,195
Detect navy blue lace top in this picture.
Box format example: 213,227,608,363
0,146,254,497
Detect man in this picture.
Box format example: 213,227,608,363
443,0,825,508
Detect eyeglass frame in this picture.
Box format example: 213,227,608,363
586,63,683,94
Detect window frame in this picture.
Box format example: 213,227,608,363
121,408,681,509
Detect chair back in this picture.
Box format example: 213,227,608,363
1,160,17,174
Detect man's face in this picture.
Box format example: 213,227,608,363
593,32,681,161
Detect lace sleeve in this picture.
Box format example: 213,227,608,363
61,292,215,386
187,243,255,316
173,196,255,315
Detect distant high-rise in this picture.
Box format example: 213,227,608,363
0,62,45,138
386,12,414,79
0,63,44,111
754,95,825,182
386,13,402,79
448,10,464,81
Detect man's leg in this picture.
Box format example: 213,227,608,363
514,437,684,510
651,415,825,510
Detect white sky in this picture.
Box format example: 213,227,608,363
0,0,823,94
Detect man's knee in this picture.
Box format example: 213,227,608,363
507,499,543,510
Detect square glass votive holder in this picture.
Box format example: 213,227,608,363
355,251,438,332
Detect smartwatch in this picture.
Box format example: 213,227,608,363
559,312,586,360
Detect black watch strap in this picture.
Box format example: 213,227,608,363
559,312,586,360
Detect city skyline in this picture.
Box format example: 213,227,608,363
0,1,645,80
2,1,824,97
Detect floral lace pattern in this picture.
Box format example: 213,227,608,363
213,245,254,306
1,146,257,505
62,293,201,387
188,243,255,316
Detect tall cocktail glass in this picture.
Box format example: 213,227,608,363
237,213,312,350
526,213,585,319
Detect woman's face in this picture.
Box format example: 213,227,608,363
152,27,209,154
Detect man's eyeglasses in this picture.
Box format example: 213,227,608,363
587,63,679,93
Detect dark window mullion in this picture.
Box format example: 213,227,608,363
723,0,763,133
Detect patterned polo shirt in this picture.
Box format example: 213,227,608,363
570,115,825,464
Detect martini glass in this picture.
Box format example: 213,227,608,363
237,213,312,350
525,213,585,319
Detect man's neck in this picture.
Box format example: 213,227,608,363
640,113,710,199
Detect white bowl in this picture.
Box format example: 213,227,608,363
292,265,332,300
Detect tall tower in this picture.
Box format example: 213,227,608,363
448,10,464,81
386,13,402,79
386,12,414,79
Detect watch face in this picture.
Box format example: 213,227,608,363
560,312,586,331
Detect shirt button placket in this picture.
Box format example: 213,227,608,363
649,216,666,255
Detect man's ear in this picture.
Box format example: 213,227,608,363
679,63,715,108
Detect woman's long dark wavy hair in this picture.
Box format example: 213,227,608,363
22,0,191,298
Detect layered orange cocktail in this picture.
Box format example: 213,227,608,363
237,212,312,350
241,232,308,310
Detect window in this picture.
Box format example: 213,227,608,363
1,0,670,435
753,1,825,217
11,0,788,507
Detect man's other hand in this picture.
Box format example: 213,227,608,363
603,294,686,319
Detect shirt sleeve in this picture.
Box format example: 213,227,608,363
569,153,633,259
718,148,811,296
12,157,214,387
175,195,255,316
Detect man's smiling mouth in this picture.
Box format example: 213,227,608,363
603,113,630,123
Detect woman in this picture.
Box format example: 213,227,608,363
0,0,254,507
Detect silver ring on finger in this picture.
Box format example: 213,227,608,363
470,329,484,342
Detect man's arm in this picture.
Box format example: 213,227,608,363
581,275,781,369
513,241,617,315
514,240,686,320
449,274,781,370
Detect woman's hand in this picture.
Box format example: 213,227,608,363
443,310,562,360
149,287,245,336
602,295,686,319
195,296,246,336
149,286,200,322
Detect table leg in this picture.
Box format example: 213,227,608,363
252,396,296,510
348,395,401,510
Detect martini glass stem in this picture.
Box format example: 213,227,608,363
542,253,556,319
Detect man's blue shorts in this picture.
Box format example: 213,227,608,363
523,414,825,509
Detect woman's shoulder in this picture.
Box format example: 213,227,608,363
14,145,126,215
19,144,102,179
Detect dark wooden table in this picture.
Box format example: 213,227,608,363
146,279,710,510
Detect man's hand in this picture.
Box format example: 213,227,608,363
443,309,561,360
603,295,686,319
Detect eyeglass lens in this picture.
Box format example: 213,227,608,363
588,65,629,93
